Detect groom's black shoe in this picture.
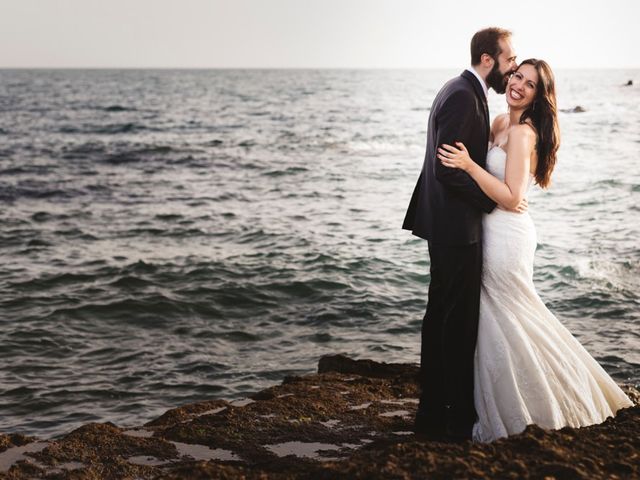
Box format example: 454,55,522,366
443,407,473,442
413,408,446,440
443,422,472,442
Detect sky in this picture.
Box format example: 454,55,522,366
0,0,638,69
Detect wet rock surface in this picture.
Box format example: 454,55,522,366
1,354,638,479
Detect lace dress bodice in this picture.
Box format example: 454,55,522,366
485,145,534,190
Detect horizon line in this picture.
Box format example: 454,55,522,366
1,66,639,71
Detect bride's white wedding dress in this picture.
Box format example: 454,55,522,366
472,145,634,443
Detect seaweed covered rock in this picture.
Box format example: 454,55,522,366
1,355,638,479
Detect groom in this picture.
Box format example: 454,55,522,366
402,27,519,440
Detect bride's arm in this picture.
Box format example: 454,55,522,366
438,124,535,210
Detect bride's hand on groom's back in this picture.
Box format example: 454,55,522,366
437,142,474,172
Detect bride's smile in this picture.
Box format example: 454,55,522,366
506,65,538,108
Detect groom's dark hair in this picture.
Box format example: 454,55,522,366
470,27,512,65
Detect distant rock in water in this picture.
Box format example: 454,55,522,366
102,105,135,112
561,105,587,113
0,354,638,479
625,80,633,86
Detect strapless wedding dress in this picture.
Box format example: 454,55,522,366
471,146,633,443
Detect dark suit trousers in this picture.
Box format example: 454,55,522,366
419,240,482,429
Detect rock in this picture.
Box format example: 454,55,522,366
625,80,633,86
0,433,36,454
317,353,419,380
621,384,640,405
0,355,638,479
560,105,587,113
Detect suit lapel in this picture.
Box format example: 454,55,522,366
461,70,490,136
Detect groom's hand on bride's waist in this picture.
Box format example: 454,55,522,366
498,198,528,214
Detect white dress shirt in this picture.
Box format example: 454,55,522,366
466,67,489,99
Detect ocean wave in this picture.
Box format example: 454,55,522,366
0,184,82,202
263,166,309,177
58,122,150,134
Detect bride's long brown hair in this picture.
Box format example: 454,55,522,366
517,58,560,189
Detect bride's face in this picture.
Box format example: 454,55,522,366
506,64,538,109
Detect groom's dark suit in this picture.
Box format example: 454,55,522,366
403,70,497,437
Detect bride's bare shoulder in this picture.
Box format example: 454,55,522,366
491,113,509,131
490,114,509,141
508,123,537,144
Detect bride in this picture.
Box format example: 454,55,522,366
437,58,634,443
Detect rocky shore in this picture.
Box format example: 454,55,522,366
1,354,638,479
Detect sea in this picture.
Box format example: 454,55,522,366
1,69,638,439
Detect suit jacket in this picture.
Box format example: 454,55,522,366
402,70,497,245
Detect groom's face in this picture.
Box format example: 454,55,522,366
486,37,518,94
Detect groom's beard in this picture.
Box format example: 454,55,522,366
486,61,510,94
